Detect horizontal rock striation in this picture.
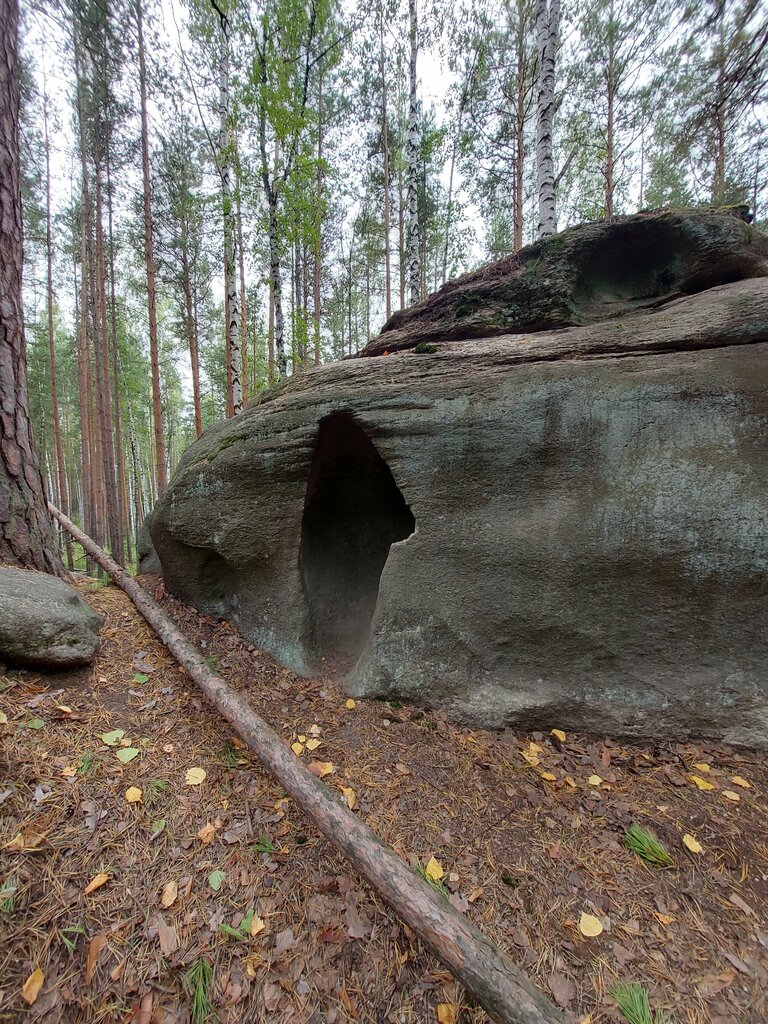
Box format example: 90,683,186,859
149,211,768,747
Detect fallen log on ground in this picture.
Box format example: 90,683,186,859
49,503,566,1024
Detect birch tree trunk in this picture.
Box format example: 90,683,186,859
0,0,63,575
535,0,559,237
136,0,167,492
380,20,392,319
406,0,421,306
218,28,243,414
313,71,323,366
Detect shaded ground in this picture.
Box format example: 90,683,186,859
1,578,767,1024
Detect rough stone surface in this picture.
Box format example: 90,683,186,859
137,516,161,574
362,207,768,355
151,218,768,748
0,566,102,669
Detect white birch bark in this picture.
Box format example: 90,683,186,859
535,0,560,238
218,28,243,415
406,0,421,306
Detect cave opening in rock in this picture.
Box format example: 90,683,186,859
299,412,415,666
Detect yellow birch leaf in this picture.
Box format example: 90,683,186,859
305,738,321,751
424,857,444,882
298,735,307,743
0,711,8,725
654,912,676,925
689,774,714,791
541,772,557,782
21,968,44,1005
309,760,334,778
340,785,356,809
682,834,702,854
308,724,322,737
550,729,566,742
437,1004,457,1024
61,765,77,777
693,762,711,773
564,776,576,788
250,914,266,936
587,775,602,787
291,742,304,755
185,767,206,786
722,790,740,802
84,872,110,895
578,912,603,938
731,776,751,789
125,787,143,804
345,699,356,709
161,879,178,908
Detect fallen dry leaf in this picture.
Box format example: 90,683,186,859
578,912,603,938
682,833,703,854
305,738,321,751
689,774,715,791
425,856,444,882
345,699,356,709
722,790,741,802
198,822,217,845
86,933,108,984
84,872,111,895
437,1004,458,1023
692,762,711,773
185,767,206,786
21,968,44,1005
730,776,751,789
541,771,557,782
340,785,356,809
308,760,334,778
125,786,143,804
550,729,566,742
250,914,266,937
587,775,602,787
161,879,178,908
290,742,304,755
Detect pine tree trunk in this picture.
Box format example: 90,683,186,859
535,0,559,237
406,0,421,306
182,236,203,437
136,0,167,493
268,195,287,378
94,150,124,565
43,93,73,570
0,0,63,575
105,133,131,564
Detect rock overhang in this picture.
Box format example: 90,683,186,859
149,212,768,747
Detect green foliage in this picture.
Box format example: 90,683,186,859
612,981,674,1024
624,824,675,868
183,957,217,1024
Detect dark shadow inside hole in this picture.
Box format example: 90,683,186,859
299,412,415,666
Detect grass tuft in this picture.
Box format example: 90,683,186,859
183,957,217,1024
612,981,674,1024
624,823,675,868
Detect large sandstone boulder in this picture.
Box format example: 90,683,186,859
363,206,768,354
151,210,768,748
0,566,102,669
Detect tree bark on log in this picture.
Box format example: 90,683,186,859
49,503,566,1024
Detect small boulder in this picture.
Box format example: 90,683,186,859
0,566,102,669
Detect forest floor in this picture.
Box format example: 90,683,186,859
1,578,767,1024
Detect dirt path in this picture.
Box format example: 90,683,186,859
1,579,767,1023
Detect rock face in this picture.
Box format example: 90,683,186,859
151,210,768,748
362,207,768,355
0,566,102,669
